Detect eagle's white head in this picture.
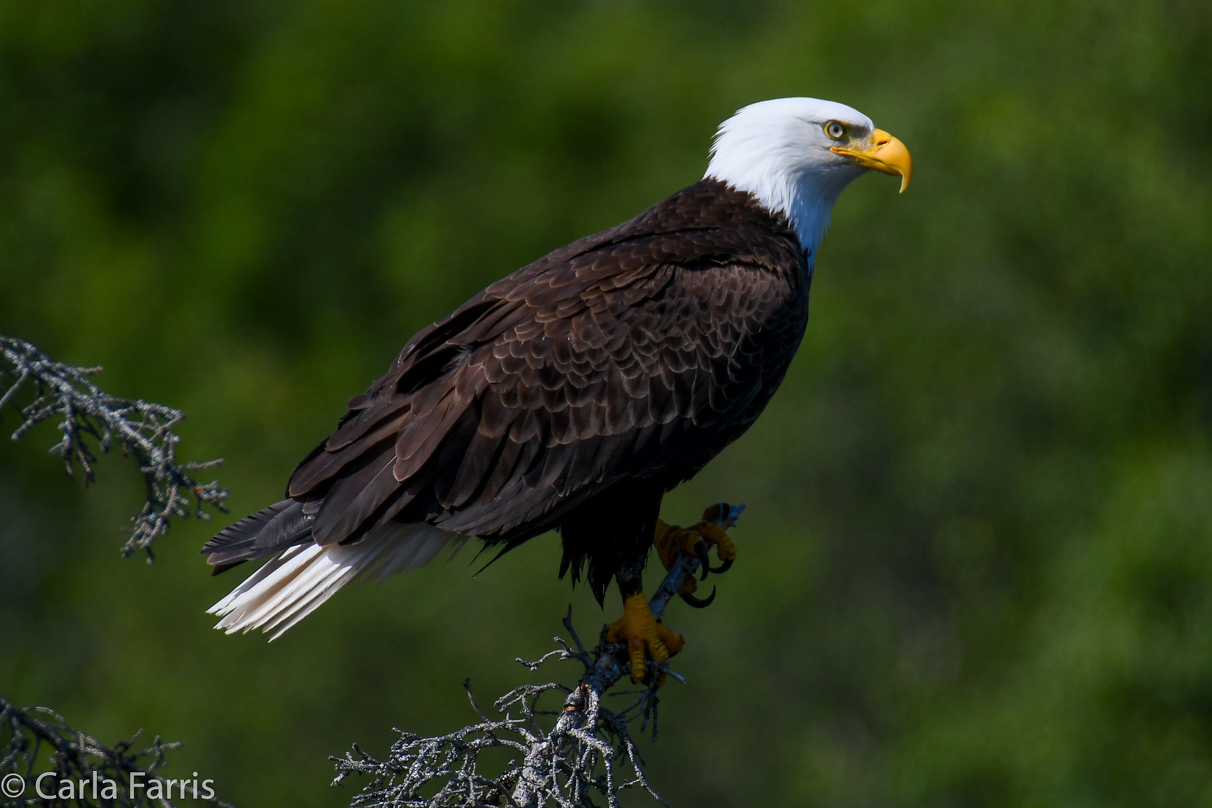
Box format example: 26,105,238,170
704,97,912,257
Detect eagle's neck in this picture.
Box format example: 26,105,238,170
704,159,856,257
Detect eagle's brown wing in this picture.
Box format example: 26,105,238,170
285,181,808,551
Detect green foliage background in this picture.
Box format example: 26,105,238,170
2,1,1210,805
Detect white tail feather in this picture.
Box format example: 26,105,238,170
207,523,467,640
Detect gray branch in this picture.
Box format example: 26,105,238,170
0,335,229,562
331,504,745,808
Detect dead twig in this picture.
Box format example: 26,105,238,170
0,335,229,562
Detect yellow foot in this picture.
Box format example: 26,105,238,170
607,592,685,686
652,507,739,597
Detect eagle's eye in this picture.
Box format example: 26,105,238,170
824,121,848,140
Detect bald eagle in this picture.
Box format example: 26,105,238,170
202,98,911,682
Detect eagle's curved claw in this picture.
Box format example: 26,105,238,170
696,543,711,580
708,558,734,575
681,585,717,609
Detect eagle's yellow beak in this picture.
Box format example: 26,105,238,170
830,129,912,193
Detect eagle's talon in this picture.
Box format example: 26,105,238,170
653,511,739,580
681,586,717,609
607,592,685,686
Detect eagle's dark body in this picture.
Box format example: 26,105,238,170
204,177,810,604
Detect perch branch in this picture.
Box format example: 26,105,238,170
331,503,746,808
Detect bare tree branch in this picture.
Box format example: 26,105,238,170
331,504,745,808
0,335,229,562
0,695,235,807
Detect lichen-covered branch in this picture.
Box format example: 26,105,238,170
331,504,745,808
0,695,235,807
0,335,228,562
